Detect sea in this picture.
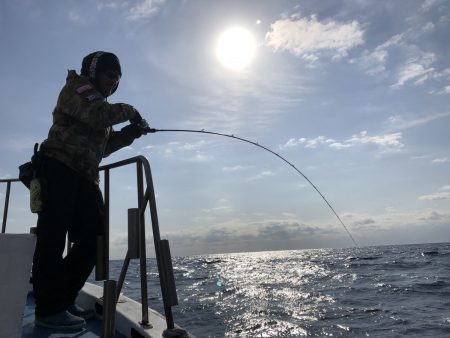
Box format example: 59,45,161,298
91,242,450,337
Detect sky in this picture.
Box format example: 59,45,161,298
1,0,449,258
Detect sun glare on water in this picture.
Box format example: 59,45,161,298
216,27,256,71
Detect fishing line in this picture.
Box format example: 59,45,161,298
147,127,359,247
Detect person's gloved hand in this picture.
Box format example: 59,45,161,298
121,119,150,138
136,119,150,135
121,123,145,139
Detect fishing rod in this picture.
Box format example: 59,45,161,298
146,127,359,247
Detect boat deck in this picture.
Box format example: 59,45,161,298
22,292,126,338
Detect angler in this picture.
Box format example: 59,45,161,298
28,51,150,331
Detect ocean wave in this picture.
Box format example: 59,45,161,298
94,242,450,337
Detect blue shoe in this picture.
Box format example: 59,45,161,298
68,304,95,320
35,310,86,331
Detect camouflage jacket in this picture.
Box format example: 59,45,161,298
41,70,137,183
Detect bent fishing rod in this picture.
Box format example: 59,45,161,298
145,127,359,247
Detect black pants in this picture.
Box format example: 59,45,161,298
32,157,104,316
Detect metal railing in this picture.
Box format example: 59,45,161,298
0,178,20,234
97,155,179,330
1,156,180,334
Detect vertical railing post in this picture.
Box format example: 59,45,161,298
104,169,110,280
159,239,177,329
142,161,178,331
1,181,11,233
96,169,110,281
137,161,150,326
102,280,117,338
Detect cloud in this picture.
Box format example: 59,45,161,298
326,131,404,151
393,52,436,87
353,29,449,89
127,0,165,21
109,208,450,257
97,1,120,11
282,136,335,149
222,165,248,172
418,211,446,221
189,85,276,133
177,140,206,151
266,15,364,61
200,198,234,216
308,136,337,148
422,22,435,32
385,112,450,131
143,140,213,162
410,155,429,160
248,170,275,181
432,157,450,164
67,10,85,24
432,85,450,95
344,209,450,229
418,185,450,201
351,218,376,227
438,15,450,25
422,0,442,10
342,213,377,229
188,152,212,162
166,220,326,245
352,34,403,76
281,131,404,152
182,208,450,249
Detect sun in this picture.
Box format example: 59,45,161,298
216,27,257,71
